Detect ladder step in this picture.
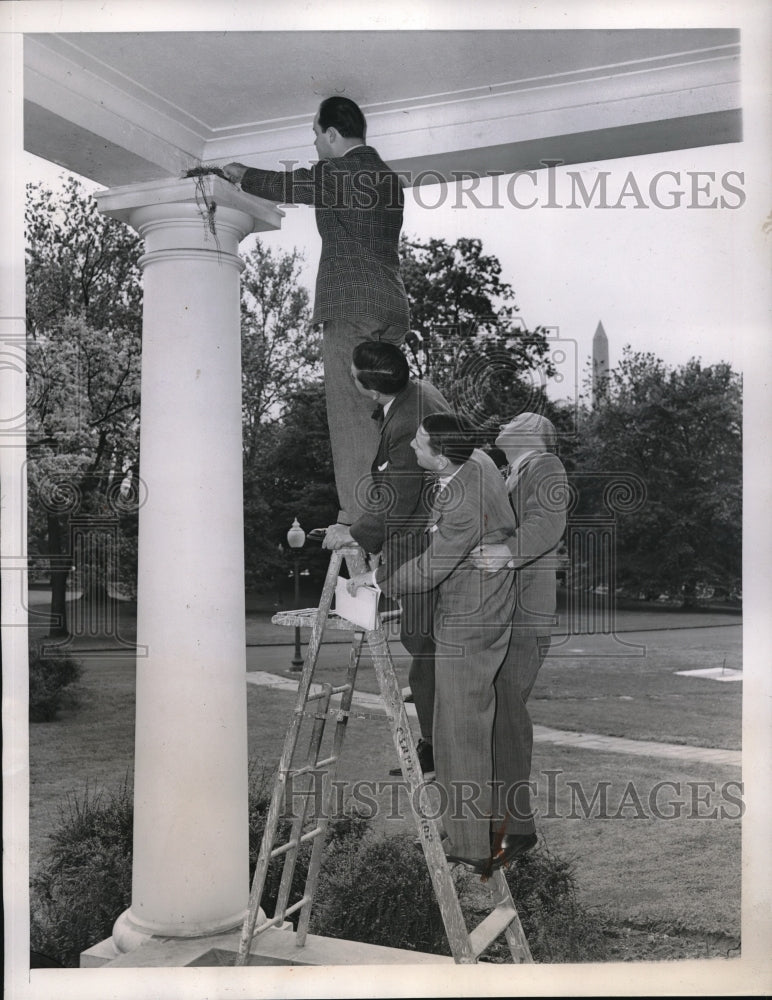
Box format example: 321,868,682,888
306,682,352,702
251,895,313,937
275,894,311,920
270,826,324,858
467,904,518,959
290,755,338,778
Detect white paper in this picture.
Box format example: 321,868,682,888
334,576,379,631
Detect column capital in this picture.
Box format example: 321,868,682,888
95,175,283,253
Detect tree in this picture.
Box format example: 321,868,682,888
239,240,325,586
242,235,564,592
26,316,142,634
240,240,319,465
243,380,337,590
25,179,143,635
574,348,742,604
25,177,143,339
400,235,556,438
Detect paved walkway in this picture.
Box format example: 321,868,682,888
246,670,742,769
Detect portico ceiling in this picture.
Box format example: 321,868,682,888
24,29,741,188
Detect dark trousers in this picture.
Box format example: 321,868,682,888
493,628,552,835
399,590,436,742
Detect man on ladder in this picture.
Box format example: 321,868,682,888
322,341,451,780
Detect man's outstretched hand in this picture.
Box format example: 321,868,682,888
221,163,248,185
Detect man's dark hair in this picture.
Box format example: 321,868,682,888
318,97,366,139
352,341,409,395
422,413,476,465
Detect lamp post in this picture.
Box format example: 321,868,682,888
286,517,306,671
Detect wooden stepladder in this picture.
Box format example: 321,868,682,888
235,544,532,966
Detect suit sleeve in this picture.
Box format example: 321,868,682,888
374,493,482,597
505,454,567,569
241,159,352,208
349,424,426,554
240,163,318,205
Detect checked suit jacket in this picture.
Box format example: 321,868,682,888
240,146,409,327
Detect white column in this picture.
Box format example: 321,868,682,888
1,31,31,987
96,177,282,944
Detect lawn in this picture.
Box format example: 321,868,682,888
289,618,743,749
529,625,742,750
27,613,743,963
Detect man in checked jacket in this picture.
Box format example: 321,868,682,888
223,96,410,526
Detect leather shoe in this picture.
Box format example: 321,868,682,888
490,832,537,871
389,738,435,779
442,845,491,876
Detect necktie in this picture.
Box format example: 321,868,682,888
371,404,384,427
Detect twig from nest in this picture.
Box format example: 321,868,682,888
183,166,226,248
184,165,230,182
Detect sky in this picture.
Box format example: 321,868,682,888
26,135,753,405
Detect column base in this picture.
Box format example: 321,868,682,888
79,905,265,967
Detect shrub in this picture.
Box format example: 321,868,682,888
30,778,133,967
246,760,311,921
310,832,610,963
309,831,455,955
495,843,609,962
28,643,82,722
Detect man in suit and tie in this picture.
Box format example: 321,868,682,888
222,97,410,526
473,412,568,847
349,414,536,874
323,341,450,776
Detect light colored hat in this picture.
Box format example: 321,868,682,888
498,412,557,451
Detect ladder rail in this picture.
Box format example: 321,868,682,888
296,627,363,946
235,549,344,964
273,682,334,923
362,616,476,963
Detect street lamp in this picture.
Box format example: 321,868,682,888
286,517,306,670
